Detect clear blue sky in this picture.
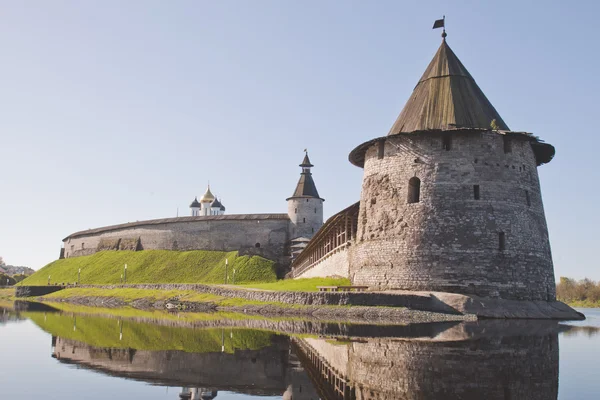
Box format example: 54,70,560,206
1,1,598,280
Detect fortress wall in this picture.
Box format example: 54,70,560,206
294,247,350,279
350,131,555,300
64,218,291,264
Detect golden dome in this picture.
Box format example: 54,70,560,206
200,185,215,202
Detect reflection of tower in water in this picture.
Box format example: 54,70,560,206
291,323,560,400
179,388,217,400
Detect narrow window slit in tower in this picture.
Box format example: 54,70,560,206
377,141,385,159
499,232,506,251
407,177,421,204
503,136,512,153
303,218,306,223
526,190,531,206
442,135,452,151
295,208,297,214
473,185,480,200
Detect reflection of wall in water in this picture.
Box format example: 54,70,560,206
295,334,559,400
51,336,318,399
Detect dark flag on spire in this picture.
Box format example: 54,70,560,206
432,18,445,29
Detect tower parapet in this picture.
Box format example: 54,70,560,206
348,38,556,301
287,152,324,239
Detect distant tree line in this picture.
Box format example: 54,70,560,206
0,273,28,286
0,256,33,286
556,277,600,304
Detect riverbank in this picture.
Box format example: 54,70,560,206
11,282,586,320
33,287,472,324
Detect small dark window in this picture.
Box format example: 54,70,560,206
255,243,260,248
503,136,512,153
442,135,452,151
377,141,385,159
499,232,506,251
312,228,314,233
295,208,297,214
314,208,317,213
473,185,480,200
525,190,531,206
303,217,306,223
306,199,309,202
407,177,421,204
81,243,85,249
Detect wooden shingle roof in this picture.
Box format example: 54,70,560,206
388,39,509,134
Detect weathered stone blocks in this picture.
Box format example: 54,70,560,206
350,131,556,301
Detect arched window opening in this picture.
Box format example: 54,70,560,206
525,190,531,206
407,177,421,204
442,135,452,151
499,232,506,251
303,217,306,223
473,185,480,200
503,136,512,153
255,243,261,248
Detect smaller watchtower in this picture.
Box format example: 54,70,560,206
287,151,324,239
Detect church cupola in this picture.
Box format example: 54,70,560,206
287,151,324,239
199,185,215,216
210,198,225,216
190,197,201,216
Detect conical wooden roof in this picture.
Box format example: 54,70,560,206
388,40,509,134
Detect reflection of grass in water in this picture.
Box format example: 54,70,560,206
26,312,274,353
19,250,277,286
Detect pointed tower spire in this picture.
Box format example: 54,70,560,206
288,151,321,199
387,39,509,135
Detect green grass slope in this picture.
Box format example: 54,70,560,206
20,250,277,286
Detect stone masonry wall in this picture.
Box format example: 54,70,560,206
350,131,556,300
64,218,291,265
294,247,350,279
287,197,323,239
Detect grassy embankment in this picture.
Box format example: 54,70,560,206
27,311,276,353
0,287,15,301
17,250,350,310
40,287,306,308
20,250,277,286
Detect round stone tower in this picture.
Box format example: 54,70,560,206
287,152,324,239
348,37,556,301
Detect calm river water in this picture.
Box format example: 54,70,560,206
0,304,598,400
